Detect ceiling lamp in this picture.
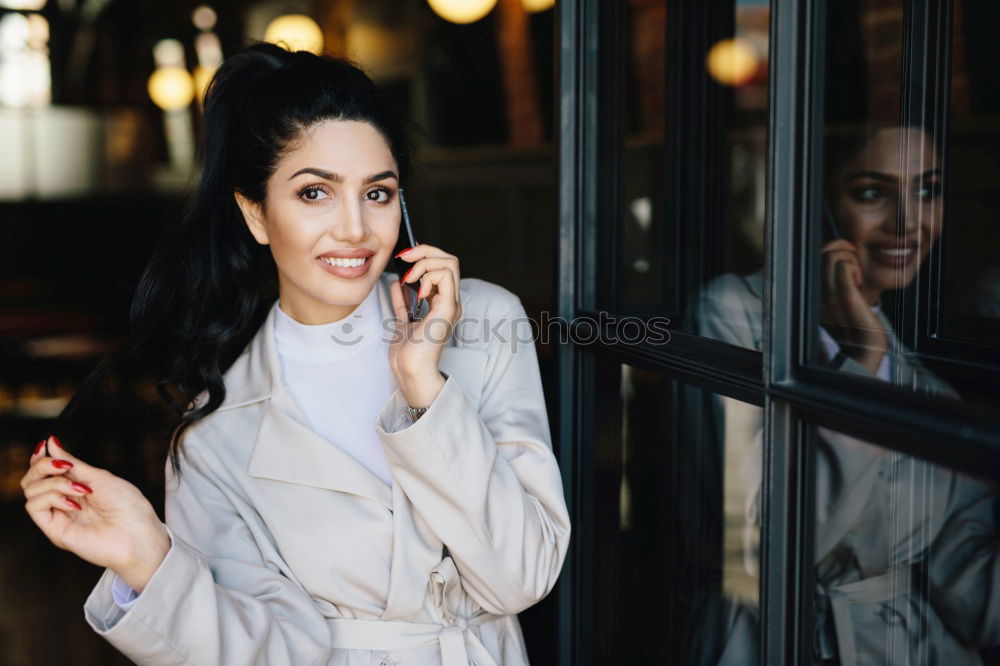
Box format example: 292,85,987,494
521,0,554,12
264,14,324,54
706,38,760,87
0,0,46,9
147,66,195,112
426,0,498,25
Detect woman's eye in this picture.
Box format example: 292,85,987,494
852,187,883,203
366,187,392,203
299,186,329,202
919,181,941,201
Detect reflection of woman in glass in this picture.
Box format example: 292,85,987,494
684,125,1000,665
817,125,946,386
18,43,570,665
695,124,948,389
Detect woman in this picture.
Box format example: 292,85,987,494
19,43,570,666
683,124,1000,664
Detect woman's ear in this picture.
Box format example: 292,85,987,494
234,191,269,245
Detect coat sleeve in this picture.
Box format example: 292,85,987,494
374,295,571,616
83,442,333,665
928,472,1000,647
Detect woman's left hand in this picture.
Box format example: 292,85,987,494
388,243,462,408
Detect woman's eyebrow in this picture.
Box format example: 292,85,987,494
845,170,896,183
288,167,339,182
287,167,399,185
363,170,399,184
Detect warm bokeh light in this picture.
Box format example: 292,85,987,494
0,11,50,107
521,0,555,12
25,11,47,48
426,0,498,25
264,14,324,55
0,0,46,9
192,5,217,31
706,38,760,87
193,31,222,104
152,38,185,68
193,64,214,104
147,66,195,112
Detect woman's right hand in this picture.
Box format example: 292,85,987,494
819,239,888,373
21,435,171,594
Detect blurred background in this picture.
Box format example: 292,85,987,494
0,0,561,662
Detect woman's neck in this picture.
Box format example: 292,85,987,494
274,286,381,362
861,285,882,307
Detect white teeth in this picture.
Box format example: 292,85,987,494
878,248,915,257
322,257,367,268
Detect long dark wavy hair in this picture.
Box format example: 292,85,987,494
53,42,413,479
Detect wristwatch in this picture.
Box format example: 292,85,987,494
406,405,429,422
405,371,448,423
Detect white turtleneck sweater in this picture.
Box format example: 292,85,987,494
272,285,398,485
112,285,399,610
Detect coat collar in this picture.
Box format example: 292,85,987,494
213,269,488,509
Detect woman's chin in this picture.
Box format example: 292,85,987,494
863,266,919,293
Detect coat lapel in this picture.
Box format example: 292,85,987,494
234,269,486,511
249,385,395,510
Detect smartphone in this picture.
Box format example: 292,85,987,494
822,198,841,241
393,188,427,322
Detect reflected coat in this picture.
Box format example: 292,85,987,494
684,270,1000,666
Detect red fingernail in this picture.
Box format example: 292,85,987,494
394,248,413,259
52,460,73,469
64,497,82,510
402,268,413,283
33,440,45,456
70,481,93,494
51,434,63,450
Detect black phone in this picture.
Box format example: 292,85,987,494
823,197,841,241
392,189,427,322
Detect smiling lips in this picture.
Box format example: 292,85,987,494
869,242,918,267
316,249,375,278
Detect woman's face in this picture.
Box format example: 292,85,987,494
236,119,401,324
831,127,943,294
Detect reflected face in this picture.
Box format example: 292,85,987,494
831,127,943,293
236,119,401,324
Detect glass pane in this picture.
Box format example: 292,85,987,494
807,0,1000,409
616,0,770,351
808,425,1000,664
590,357,761,663
933,1,1000,367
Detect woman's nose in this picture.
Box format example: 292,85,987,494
332,199,368,243
896,191,922,234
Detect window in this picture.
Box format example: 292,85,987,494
557,1,1000,664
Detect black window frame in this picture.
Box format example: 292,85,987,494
556,1,1000,665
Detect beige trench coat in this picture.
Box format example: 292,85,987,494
82,269,571,666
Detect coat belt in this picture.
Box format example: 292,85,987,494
814,564,916,666
326,556,503,666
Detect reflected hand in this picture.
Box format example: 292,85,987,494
819,240,888,373
21,436,170,594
